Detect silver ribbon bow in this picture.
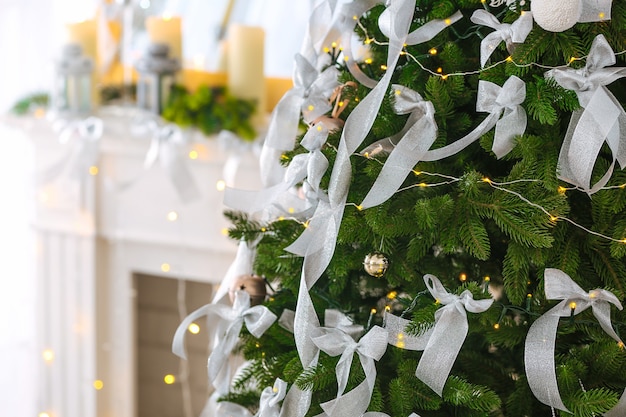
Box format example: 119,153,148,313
415,274,493,396
359,85,438,209
524,268,623,413
171,291,277,387
311,325,388,416
258,378,288,417
470,10,533,67
41,116,103,184
546,34,626,193
423,75,527,161
142,122,201,203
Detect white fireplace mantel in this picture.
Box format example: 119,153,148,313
12,109,262,417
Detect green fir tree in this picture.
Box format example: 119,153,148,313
219,1,626,416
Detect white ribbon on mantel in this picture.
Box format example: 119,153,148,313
546,34,626,194
172,291,277,387
359,85,438,209
524,268,624,413
40,116,103,184
470,10,533,67
142,121,201,204
415,274,493,396
312,325,388,417
422,75,527,161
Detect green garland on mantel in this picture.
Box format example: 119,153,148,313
9,84,258,142
162,84,257,142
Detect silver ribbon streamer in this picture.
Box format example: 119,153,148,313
311,325,388,417
422,75,527,161
215,401,254,417
384,311,432,351
258,378,288,417
171,291,277,387
546,34,626,193
524,268,623,413
415,274,493,396
605,388,626,417
143,122,201,204
470,10,533,67
579,0,613,22
40,116,103,184
359,85,438,209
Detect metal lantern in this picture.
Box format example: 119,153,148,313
135,43,180,115
52,43,94,115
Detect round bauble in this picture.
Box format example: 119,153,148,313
531,0,582,32
229,274,267,306
363,252,389,278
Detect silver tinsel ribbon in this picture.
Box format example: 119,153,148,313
415,274,493,396
311,325,388,417
359,85,437,209
470,10,533,67
546,34,626,194
524,268,624,413
423,75,527,161
142,122,201,203
171,291,277,387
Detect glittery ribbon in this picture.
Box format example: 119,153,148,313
143,122,201,203
384,311,432,351
359,85,438,209
40,117,103,184
579,0,613,22
258,378,288,417
546,34,626,194
214,401,253,417
415,274,494,396
312,325,388,416
422,75,527,161
524,268,623,413
171,291,277,387
470,10,533,67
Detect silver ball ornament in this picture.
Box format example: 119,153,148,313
229,274,267,306
363,252,389,278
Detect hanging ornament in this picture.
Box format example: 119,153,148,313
229,274,267,306
363,252,389,277
531,0,582,32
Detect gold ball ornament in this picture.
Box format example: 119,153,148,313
363,252,389,277
530,0,582,32
229,274,267,306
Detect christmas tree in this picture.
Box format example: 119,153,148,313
174,1,626,416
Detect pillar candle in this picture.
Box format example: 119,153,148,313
227,25,266,125
65,20,98,62
145,15,182,63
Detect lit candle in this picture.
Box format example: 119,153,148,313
227,25,266,124
145,14,182,63
65,19,98,62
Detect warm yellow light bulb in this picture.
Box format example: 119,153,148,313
188,150,199,160
308,104,315,111
43,349,54,363
164,374,176,384
436,67,443,73
216,180,226,191
569,301,577,310
93,380,104,390
527,293,533,298
331,41,338,48
550,215,559,222
188,323,200,334
444,18,451,25
484,276,490,282
387,291,398,299
365,58,373,64
459,273,467,282
167,211,178,222
356,205,363,211
161,263,171,273
370,308,377,314
89,166,99,176
619,341,625,350
558,186,567,194
221,228,229,236
385,305,391,312
599,12,605,19
288,207,295,214
39,413,51,417
506,56,514,63
428,48,437,55
441,74,449,80
380,64,388,70
493,323,500,330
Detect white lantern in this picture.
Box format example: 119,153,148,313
135,43,180,115
52,44,94,115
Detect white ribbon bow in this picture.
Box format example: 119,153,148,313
423,75,527,161
415,274,493,396
142,122,201,203
524,268,623,413
546,34,626,193
41,116,104,184
172,291,277,387
312,325,389,417
470,10,533,67
258,378,288,417
359,85,438,209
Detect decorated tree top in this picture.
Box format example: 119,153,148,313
173,1,626,416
